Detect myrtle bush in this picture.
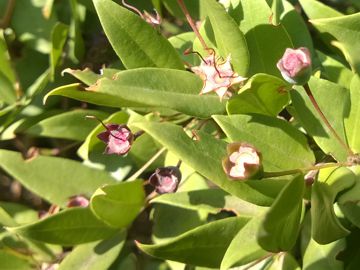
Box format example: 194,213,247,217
0,0,360,269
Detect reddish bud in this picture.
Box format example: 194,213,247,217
223,142,263,180
66,195,89,208
277,47,312,85
149,166,182,194
97,124,134,155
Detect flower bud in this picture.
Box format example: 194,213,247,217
277,47,312,85
222,142,263,180
66,195,89,208
97,124,134,155
149,166,182,194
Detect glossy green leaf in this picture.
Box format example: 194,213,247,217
227,73,290,116
221,215,267,269
93,0,184,70
25,109,108,141
0,207,17,227
50,22,69,80
0,250,34,270
7,208,117,245
311,167,355,244
311,13,360,74
213,114,315,172
0,202,38,225
258,174,305,252
90,180,145,228
344,75,360,154
168,32,199,67
317,51,354,88
151,204,208,244
234,0,293,77
269,0,284,26
132,120,277,206
292,76,350,162
303,237,345,270
299,0,342,20
281,1,314,54
0,71,16,105
200,0,249,76
0,150,116,206
58,230,126,270
0,30,16,84
266,253,301,270
151,189,266,216
45,68,225,118
62,67,120,86
138,216,250,268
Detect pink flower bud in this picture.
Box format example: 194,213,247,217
97,124,134,155
149,166,182,194
277,47,312,85
223,142,263,180
66,195,89,208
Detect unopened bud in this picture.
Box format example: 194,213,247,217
66,195,89,208
277,47,312,85
223,142,263,180
149,166,182,194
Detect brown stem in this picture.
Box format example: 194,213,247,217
0,0,16,28
303,83,353,156
177,0,208,50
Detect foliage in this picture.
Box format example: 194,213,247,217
0,0,360,269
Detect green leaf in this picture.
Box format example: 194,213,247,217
0,30,16,84
213,114,315,171
317,51,354,88
25,109,108,141
151,189,266,216
234,0,293,77
7,208,117,245
221,215,267,269
45,68,225,118
200,0,249,76
281,1,314,54
266,253,301,270
62,67,120,86
311,13,360,74
50,22,69,80
258,174,305,252
299,0,342,20
226,73,290,116
292,76,350,162
168,32,199,67
269,0,284,26
0,150,116,206
90,180,145,228
93,0,184,70
0,250,34,270
58,230,126,270
344,75,360,154
0,207,18,227
0,72,16,105
311,167,354,244
138,216,250,268
132,120,276,206
0,202,38,225
303,237,345,270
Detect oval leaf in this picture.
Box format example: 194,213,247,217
93,0,184,70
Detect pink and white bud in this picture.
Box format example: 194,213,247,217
149,166,182,194
277,47,312,85
97,124,134,155
67,195,89,208
191,54,246,100
223,142,263,180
